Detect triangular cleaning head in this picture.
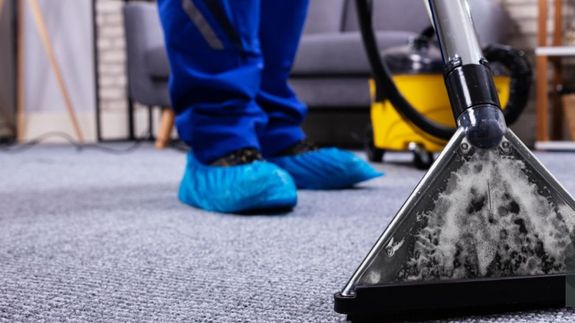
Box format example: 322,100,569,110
336,129,575,320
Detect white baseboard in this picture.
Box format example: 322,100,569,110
21,111,96,143
20,107,164,143
535,141,575,151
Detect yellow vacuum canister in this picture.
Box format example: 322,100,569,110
366,39,510,169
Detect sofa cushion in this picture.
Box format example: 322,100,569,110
342,0,430,34
146,45,170,80
343,0,511,45
292,31,416,76
139,0,510,80
303,0,346,34
290,77,372,107
147,31,416,78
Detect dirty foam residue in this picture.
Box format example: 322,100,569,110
398,151,575,281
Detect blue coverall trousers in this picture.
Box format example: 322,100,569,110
158,0,310,164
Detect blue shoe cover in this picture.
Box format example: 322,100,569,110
178,153,297,213
269,148,383,190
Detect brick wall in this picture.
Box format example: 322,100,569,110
96,0,128,117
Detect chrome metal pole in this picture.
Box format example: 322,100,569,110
428,0,507,149
427,0,483,66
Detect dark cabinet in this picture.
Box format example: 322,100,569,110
0,0,16,143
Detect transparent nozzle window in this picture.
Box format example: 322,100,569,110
343,130,575,295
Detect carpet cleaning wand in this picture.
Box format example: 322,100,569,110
335,0,575,321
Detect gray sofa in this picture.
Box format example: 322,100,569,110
123,0,511,144
124,2,170,108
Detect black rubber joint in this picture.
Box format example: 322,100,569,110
445,64,501,118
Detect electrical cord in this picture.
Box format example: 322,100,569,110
0,128,152,154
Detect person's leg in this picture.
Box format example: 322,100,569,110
158,0,297,212
256,0,309,157
257,0,382,189
158,0,266,164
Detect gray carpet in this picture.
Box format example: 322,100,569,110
2,144,575,322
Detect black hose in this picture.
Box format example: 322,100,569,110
483,45,532,125
356,0,454,140
356,0,532,140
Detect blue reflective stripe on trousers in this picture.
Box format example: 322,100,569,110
158,0,309,164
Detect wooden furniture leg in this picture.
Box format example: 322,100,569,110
551,58,563,139
551,0,564,140
155,108,175,149
28,0,85,142
563,94,575,140
536,0,549,142
536,56,549,142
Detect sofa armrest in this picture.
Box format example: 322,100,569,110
123,2,170,107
